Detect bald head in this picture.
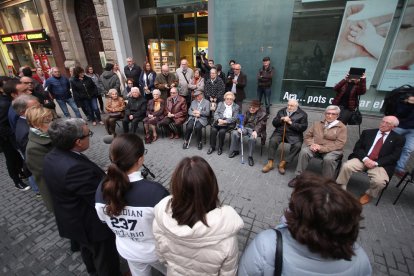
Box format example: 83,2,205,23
161,65,169,75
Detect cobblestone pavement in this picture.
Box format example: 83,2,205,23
1,104,413,275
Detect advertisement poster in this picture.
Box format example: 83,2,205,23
325,0,398,87
40,54,51,71
33,53,41,69
378,0,414,91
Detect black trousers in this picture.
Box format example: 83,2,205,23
338,106,353,125
122,115,144,134
79,236,121,276
0,135,24,184
210,125,231,149
185,119,203,143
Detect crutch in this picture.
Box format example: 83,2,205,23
238,114,245,164
278,122,287,172
186,117,197,149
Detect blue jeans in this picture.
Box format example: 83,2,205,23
56,98,82,118
393,127,414,172
83,98,101,122
257,87,271,109
28,175,39,193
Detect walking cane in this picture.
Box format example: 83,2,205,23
278,121,287,174
186,117,197,149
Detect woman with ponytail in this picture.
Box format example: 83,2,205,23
95,133,169,276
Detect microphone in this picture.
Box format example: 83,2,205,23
103,135,115,144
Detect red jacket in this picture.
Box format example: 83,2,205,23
164,95,188,125
332,78,366,111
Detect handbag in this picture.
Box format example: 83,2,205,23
273,229,283,276
348,109,362,125
109,112,122,118
210,97,217,111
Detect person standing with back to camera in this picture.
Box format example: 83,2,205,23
332,71,366,125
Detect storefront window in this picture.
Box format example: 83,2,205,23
0,1,42,33
281,15,342,107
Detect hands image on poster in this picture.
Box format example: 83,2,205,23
334,1,395,62
387,1,414,70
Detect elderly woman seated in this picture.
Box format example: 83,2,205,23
207,92,240,155
238,172,372,276
143,89,165,143
104,88,126,136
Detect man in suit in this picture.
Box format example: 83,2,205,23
262,99,308,174
226,63,247,111
158,87,187,139
43,118,120,275
336,116,405,205
183,90,210,150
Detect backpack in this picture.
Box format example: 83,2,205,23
380,85,414,115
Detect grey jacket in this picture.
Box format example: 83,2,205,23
99,70,121,94
213,101,240,125
238,227,372,276
187,98,210,126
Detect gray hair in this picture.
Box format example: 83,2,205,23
131,87,140,94
325,105,340,114
48,118,86,150
12,94,38,115
152,89,161,96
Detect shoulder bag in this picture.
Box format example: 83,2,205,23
273,229,283,276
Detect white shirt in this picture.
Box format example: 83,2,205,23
231,74,239,93
364,130,390,160
223,103,233,118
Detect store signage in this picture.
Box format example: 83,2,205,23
0,29,48,44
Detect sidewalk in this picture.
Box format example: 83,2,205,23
1,104,413,275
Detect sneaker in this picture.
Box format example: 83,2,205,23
35,192,42,198
99,121,104,125
15,182,31,191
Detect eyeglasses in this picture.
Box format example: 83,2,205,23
234,69,240,71
79,130,93,139
225,98,233,100
21,81,33,84
325,112,339,116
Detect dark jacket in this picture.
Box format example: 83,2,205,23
332,78,366,111
125,96,147,120
226,72,247,102
70,75,98,101
272,107,308,145
43,148,113,243
146,99,165,121
138,70,156,95
243,108,268,140
395,100,414,129
257,66,274,88
99,70,121,94
124,64,142,85
15,117,29,155
205,77,225,102
0,94,13,138
45,76,72,100
349,129,405,178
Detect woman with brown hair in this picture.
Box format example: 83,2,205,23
143,89,164,143
153,156,244,275
104,89,126,136
95,133,168,276
238,172,372,276
25,106,54,211
139,62,156,101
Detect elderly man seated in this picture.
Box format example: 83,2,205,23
122,87,146,134
336,116,405,205
158,87,187,139
228,100,267,166
262,99,308,174
288,105,347,187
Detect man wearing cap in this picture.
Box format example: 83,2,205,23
257,57,275,114
229,100,267,166
183,90,210,150
262,99,308,174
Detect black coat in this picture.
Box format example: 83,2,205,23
349,129,405,178
271,107,308,144
125,96,147,119
43,148,113,244
124,64,142,85
70,76,98,101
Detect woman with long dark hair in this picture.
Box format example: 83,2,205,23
139,62,156,101
95,134,168,276
153,156,244,275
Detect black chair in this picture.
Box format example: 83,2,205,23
393,169,414,205
305,155,343,179
346,171,390,206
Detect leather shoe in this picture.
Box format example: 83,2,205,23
359,194,371,205
229,151,239,158
278,160,287,175
248,157,254,166
207,147,215,154
183,142,188,149
198,142,203,150
217,148,223,155
169,133,174,139
288,176,298,188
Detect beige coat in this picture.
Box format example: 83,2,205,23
153,196,244,276
304,120,347,153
